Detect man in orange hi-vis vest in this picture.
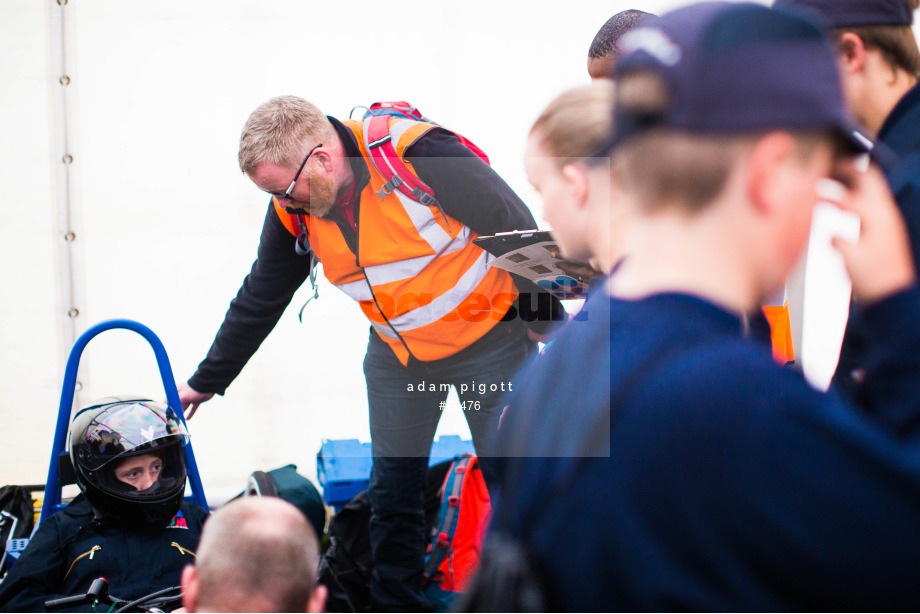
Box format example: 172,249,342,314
175,96,564,610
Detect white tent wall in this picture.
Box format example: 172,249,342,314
6,0,848,502
2,2,65,487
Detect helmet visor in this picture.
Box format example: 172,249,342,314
76,401,189,471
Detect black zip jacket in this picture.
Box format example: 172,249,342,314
0,495,207,613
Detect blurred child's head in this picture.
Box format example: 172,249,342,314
773,0,919,135
607,3,864,296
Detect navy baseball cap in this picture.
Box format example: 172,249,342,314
773,0,914,28
610,2,867,153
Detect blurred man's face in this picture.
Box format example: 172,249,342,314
774,138,837,278
835,51,866,126
588,54,616,80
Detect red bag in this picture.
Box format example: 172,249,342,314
422,454,492,609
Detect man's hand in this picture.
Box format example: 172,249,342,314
553,260,605,282
829,163,917,305
176,383,214,419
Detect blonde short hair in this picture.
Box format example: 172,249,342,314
238,96,334,175
530,82,615,167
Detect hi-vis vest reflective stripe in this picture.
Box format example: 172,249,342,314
275,117,519,365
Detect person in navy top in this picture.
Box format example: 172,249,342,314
486,3,920,611
773,0,920,405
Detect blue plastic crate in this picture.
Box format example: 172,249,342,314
317,435,475,511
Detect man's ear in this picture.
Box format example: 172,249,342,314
561,163,590,210
746,132,798,216
307,584,328,613
313,149,334,173
838,32,867,75
181,564,199,612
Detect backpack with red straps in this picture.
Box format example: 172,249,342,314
357,101,490,209
286,101,490,257
316,454,491,612
421,453,492,611
284,101,493,316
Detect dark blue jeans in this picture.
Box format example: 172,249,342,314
363,319,534,610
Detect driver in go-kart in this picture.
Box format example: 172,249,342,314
0,397,209,612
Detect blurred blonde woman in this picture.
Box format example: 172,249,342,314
524,81,628,274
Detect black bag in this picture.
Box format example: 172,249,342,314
317,491,374,612
317,460,454,613
0,485,35,577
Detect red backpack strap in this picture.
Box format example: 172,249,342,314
422,454,474,585
367,101,423,121
455,135,490,165
365,115,440,207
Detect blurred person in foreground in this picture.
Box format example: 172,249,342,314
180,497,326,613
482,3,920,611
772,0,920,409
525,81,625,275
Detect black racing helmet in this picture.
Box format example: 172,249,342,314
69,397,190,528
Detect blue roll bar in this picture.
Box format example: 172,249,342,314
40,319,208,523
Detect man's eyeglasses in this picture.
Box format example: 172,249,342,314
267,143,323,200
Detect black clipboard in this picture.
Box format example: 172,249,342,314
474,230,594,299
473,230,554,258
